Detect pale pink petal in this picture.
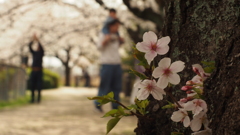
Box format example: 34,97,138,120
200,100,208,112
183,116,190,127
190,117,202,132
137,89,149,100
154,86,166,95
170,61,185,73
171,111,183,122
156,45,169,55
136,42,149,53
168,73,181,85
143,31,158,43
192,75,202,84
145,51,157,64
151,89,163,100
187,92,197,97
152,67,164,78
141,79,152,86
193,106,203,116
158,57,171,68
192,64,204,73
133,80,142,88
184,101,195,111
156,76,169,89
157,36,170,47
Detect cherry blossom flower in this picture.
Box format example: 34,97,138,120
191,75,203,84
192,64,210,81
184,99,207,116
171,109,190,127
152,57,185,89
190,112,209,132
136,31,170,64
136,79,165,100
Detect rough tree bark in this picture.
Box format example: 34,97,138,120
135,0,240,135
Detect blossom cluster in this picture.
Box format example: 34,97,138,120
171,64,210,132
134,31,211,133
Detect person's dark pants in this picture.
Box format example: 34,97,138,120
95,64,122,109
30,70,43,103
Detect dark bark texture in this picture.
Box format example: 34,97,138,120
135,0,240,135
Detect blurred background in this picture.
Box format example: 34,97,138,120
0,0,165,134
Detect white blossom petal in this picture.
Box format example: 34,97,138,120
134,80,142,88
184,101,195,111
190,117,202,132
192,64,204,73
170,61,185,73
151,89,164,100
143,31,157,43
192,75,202,84
183,116,190,127
137,89,149,100
158,57,171,68
156,45,169,55
168,73,181,85
152,67,164,78
157,76,169,89
157,36,171,47
145,51,157,64
136,42,149,53
193,106,203,116
171,111,183,122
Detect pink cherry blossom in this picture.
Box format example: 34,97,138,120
192,64,210,81
171,109,190,127
152,57,185,89
136,31,170,64
136,79,165,100
190,112,209,132
184,99,207,116
191,75,203,84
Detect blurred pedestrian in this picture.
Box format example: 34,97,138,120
29,34,44,103
94,19,124,112
101,8,117,35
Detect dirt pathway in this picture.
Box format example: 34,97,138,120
0,87,137,135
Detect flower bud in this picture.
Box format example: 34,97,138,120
180,98,188,103
181,86,193,91
186,80,195,85
192,67,201,76
186,90,195,94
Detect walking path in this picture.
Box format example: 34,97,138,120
0,87,137,135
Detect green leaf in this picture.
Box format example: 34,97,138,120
106,91,114,98
204,66,215,73
133,47,149,68
171,132,184,135
87,92,117,106
106,117,121,135
103,109,119,117
129,69,148,80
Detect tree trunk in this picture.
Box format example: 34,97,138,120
65,64,71,86
135,0,240,135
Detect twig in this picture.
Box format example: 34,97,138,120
115,100,142,117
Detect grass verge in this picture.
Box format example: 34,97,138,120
0,93,31,110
